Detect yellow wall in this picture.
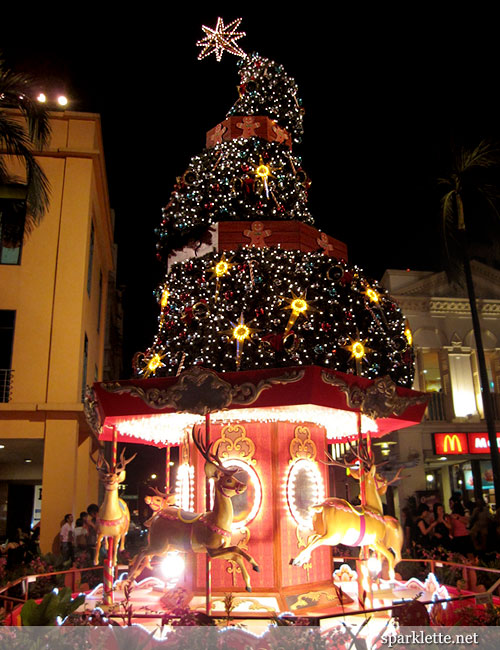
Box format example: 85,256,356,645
0,111,114,552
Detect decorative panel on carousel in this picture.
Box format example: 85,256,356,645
191,422,273,592
278,422,332,589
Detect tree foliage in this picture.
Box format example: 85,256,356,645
0,52,51,241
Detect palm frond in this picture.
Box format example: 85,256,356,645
455,140,500,174
440,139,500,284
0,64,51,149
0,51,52,235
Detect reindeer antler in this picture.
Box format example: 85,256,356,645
345,439,373,469
192,427,237,476
90,450,111,473
321,449,357,469
116,448,137,472
150,486,176,499
384,467,403,486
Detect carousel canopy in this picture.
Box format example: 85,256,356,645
85,366,428,448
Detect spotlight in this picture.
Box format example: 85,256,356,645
37,93,47,103
161,552,184,581
57,95,68,107
367,556,382,578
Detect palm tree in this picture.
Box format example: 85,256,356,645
439,140,500,508
0,52,51,246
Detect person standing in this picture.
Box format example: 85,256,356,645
414,504,437,550
432,502,452,551
450,502,472,557
60,514,74,563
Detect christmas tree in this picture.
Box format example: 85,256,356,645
136,21,414,388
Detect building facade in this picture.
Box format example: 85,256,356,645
0,110,115,552
381,264,500,515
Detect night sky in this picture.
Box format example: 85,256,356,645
3,11,500,374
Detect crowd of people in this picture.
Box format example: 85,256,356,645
59,504,99,563
403,492,499,560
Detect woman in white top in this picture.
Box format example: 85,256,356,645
60,514,74,562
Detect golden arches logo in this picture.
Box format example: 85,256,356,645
443,434,463,453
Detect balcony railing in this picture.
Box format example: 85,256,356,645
0,368,13,403
424,390,446,421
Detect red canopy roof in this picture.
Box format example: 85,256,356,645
86,365,428,448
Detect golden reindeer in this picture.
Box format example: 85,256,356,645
290,443,403,579
127,429,260,591
91,449,136,565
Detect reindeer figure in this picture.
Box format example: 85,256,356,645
127,429,260,591
144,487,177,527
290,443,403,580
91,449,136,565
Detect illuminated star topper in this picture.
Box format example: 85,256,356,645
197,17,247,62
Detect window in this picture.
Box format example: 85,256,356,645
449,353,478,418
87,222,94,295
421,351,442,392
0,186,26,265
0,310,15,402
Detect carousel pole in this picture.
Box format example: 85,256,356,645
205,413,212,616
165,446,171,492
356,411,373,606
357,412,366,507
103,425,118,607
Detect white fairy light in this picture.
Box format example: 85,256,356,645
110,405,377,447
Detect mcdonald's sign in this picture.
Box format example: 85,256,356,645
433,433,469,455
468,432,500,454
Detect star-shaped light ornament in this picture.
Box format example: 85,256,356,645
210,254,234,300
364,286,380,303
253,158,275,198
141,352,167,379
282,291,315,335
344,336,372,375
221,314,259,369
404,320,413,346
197,17,247,62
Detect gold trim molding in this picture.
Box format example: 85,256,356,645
101,367,304,415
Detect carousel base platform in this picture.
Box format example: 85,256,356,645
81,570,461,634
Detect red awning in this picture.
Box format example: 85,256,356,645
87,365,428,448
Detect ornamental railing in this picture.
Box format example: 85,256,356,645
0,368,13,403
424,391,447,421
1,557,499,627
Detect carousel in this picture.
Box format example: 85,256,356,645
83,365,429,624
